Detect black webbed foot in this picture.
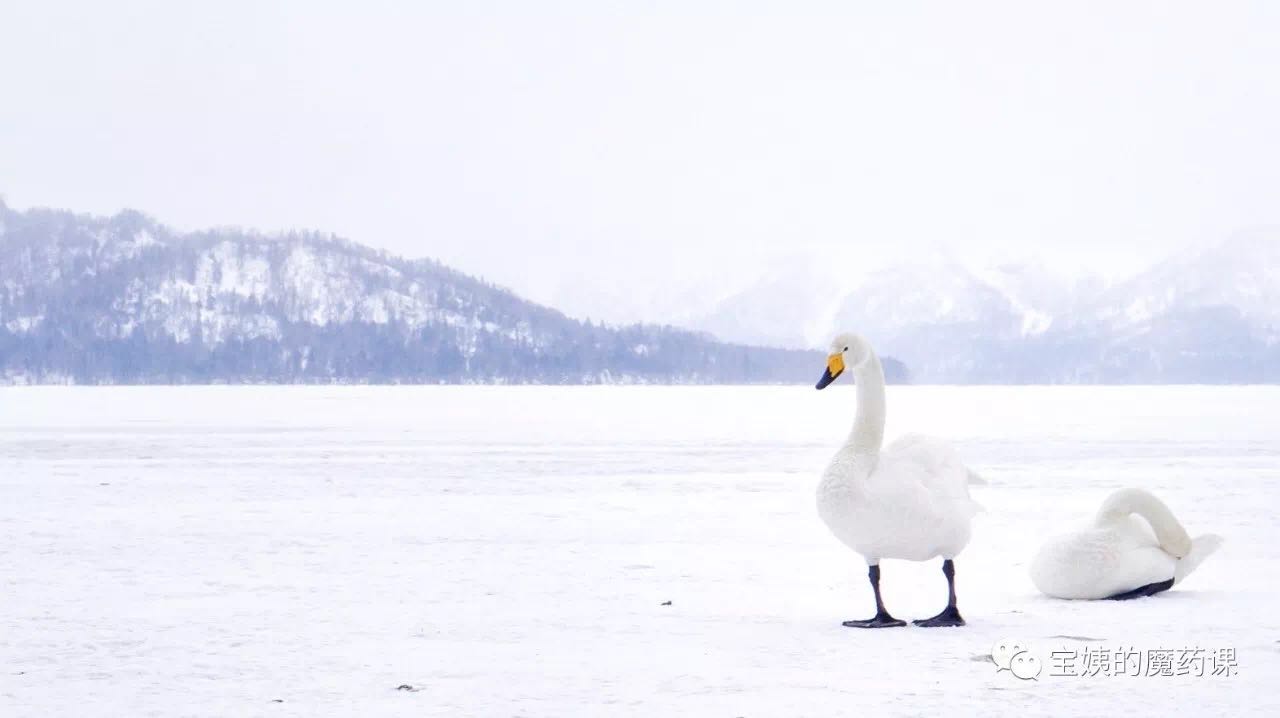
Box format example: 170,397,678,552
1104,578,1174,600
912,605,965,627
842,612,906,628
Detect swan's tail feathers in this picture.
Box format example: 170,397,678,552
1173,534,1224,585
966,469,987,486
1095,488,1192,558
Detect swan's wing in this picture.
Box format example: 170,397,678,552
1031,524,1176,599
867,435,980,559
882,433,977,502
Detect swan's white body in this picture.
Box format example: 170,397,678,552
816,338,980,565
1029,488,1223,600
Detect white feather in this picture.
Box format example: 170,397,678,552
1029,488,1222,599
815,333,980,565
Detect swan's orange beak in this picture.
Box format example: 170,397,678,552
815,353,844,390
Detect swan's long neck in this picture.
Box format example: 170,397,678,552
1095,488,1193,558
848,351,887,454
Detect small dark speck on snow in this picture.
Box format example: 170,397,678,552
660,600,672,606
397,684,420,692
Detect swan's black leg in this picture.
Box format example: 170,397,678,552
913,559,966,627
1104,578,1174,600
843,564,906,628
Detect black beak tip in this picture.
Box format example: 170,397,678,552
815,369,836,390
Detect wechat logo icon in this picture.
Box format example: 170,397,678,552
992,638,1041,681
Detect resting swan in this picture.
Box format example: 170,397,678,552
1030,488,1223,600
815,333,981,628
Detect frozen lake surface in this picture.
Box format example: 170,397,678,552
2,385,1278,716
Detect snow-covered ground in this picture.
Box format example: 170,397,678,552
2,386,1277,716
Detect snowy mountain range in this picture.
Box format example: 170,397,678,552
688,233,1280,383
5,197,1272,385
0,200,912,385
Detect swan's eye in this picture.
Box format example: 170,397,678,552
843,346,849,351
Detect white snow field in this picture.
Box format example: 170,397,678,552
2,385,1277,716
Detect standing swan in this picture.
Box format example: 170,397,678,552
815,333,981,628
1030,488,1223,600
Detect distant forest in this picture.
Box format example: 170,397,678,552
0,201,909,385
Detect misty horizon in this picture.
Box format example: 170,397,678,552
4,197,1277,384
3,193,1276,330
4,2,1280,326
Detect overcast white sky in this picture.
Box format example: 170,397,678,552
2,1,1278,321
